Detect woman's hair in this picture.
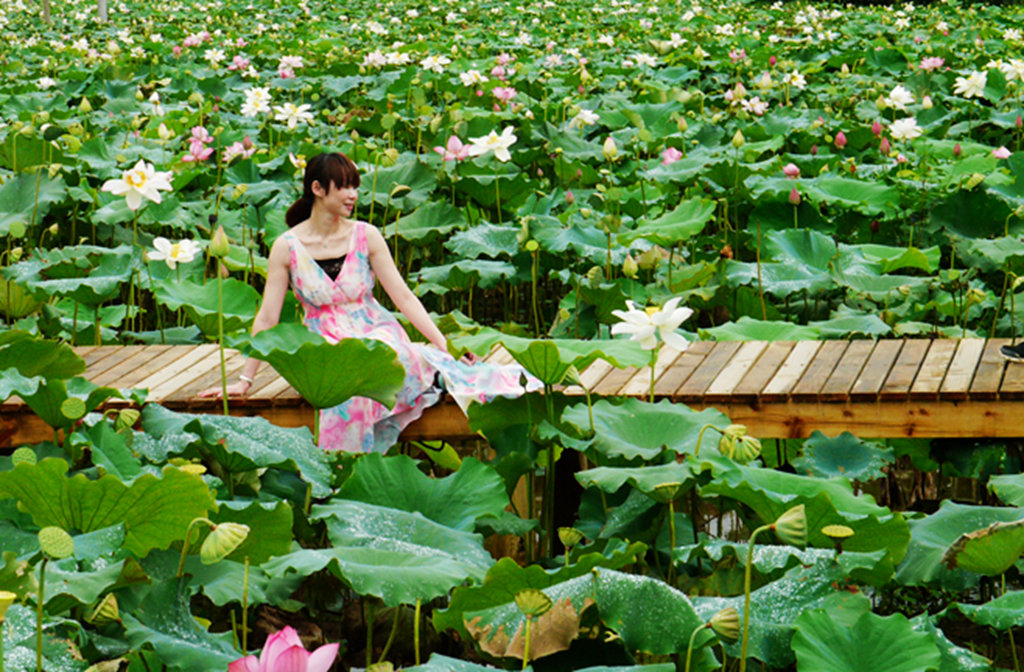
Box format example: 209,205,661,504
285,152,361,227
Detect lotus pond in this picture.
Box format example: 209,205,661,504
1,0,1024,669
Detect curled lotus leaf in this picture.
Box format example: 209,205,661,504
941,517,1024,576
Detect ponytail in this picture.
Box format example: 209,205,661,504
285,192,312,228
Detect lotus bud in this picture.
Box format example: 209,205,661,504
209,224,230,258
11,446,36,466
677,116,688,133
769,55,777,66
38,526,75,559
558,527,585,549
565,190,575,205
0,591,16,622
782,162,800,178
840,63,850,75
637,246,661,270
1017,115,1023,130
771,504,807,548
514,589,553,618
199,522,250,564
622,253,639,279
921,95,933,109
953,143,962,157
834,131,847,149
79,97,93,113
871,120,882,136
731,129,745,149
879,137,891,156
9,246,23,262
788,188,801,206
709,606,741,642
87,593,120,625
602,136,618,161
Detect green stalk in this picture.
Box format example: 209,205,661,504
495,167,502,224
368,154,381,224
693,424,724,458
241,557,250,653
648,348,658,403
544,386,556,557
217,260,228,416
35,558,47,672
684,624,708,672
377,607,401,664
739,526,770,672
1,618,6,672
531,249,541,338
414,599,422,666
176,517,214,578
667,499,677,586
522,615,533,671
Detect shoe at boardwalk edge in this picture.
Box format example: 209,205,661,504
1000,342,1024,363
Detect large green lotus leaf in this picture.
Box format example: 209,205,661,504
233,322,406,409
0,331,84,379
843,243,941,274
0,367,41,403
183,556,304,608
896,501,1024,589
461,569,704,661
18,376,130,431
944,590,1024,629
0,550,39,596
941,517,1024,576
700,317,819,341
335,454,508,531
952,235,1024,273
910,614,992,672
362,156,436,209
807,314,893,339
745,175,900,215
3,245,139,306
792,609,940,672
617,197,715,247
122,580,238,671
1,603,87,672
140,404,333,497
693,561,852,668
72,421,142,482
450,329,649,384
562,398,732,461
211,499,294,564
722,260,833,298
0,459,215,557
43,557,127,612
640,147,730,185
445,221,521,259
764,228,838,270
989,474,1024,506
384,200,465,244
152,277,260,338
533,218,637,266
0,173,67,236
575,461,706,498
416,259,520,290
434,544,646,642
791,431,895,481
700,460,910,563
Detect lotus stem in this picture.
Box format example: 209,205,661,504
241,556,249,653
684,624,709,672
35,557,47,672
531,248,541,338
217,260,228,416
694,424,724,458
176,517,215,578
495,168,502,224
667,499,677,586
720,643,727,671
1,619,6,672
368,153,380,224
739,525,771,672
414,599,422,666
522,615,533,671
377,606,401,664
1009,623,1021,672
649,348,658,403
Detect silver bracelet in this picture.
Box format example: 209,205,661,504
239,374,255,385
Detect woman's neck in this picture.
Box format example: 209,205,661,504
307,205,349,239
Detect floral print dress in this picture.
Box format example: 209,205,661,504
284,221,535,452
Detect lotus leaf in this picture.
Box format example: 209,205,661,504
617,197,715,248
3,245,140,306
0,458,215,557
0,173,67,236
406,653,533,672
944,590,1024,630
745,175,900,216
182,556,304,608
575,461,706,497
383,200,465,243
151,277,260,338
792,609,940,672
791,431,895,481
210,499,294,564
910,614,992,672
417,259,520,290
445,222,522,259
43,558,127,612
941,517,1024,575
988,473,1024,506
0,331,84,379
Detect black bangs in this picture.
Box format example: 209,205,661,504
316,152,360,191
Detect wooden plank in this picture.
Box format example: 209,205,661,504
850,340,904,400
970,338,1010,400
733,341,795,400
761,340,822,401
879,339,930,401
791,340,849,401
563,358,614,396
909,339,959,400
80,345,120,367
819,340,875,402
140,344,222,401
170,351,250,402
592,359,643,397
117,345,201,389
659,339,714,397
940,339,986,401
675,341,742,402
91,346,172,387
620,346,684,397
84,345,148,379
704,341,769,402
999,344,1024,399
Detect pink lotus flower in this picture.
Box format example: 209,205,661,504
920,56,945,72
661,147,683,165
229,627,338,672
782,162,800,178
433,136,470,161
491,65,507,79
993,146,1012,159
224,141,256,163
228,55,251,71
1017,115,1023,129
834,131,847,149
729,48,747,63
279,68,295,79
172,45,182,56
493,86,517,103
953,143,962,157
191,126,213,145
496,52,514,66
182,139,214,163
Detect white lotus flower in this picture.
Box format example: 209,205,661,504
420,54,451,73
240,86,271,117
273,102,314,129
568,109,600,130
148,237,202,269
101,160,173,211
889,117,923,141
467,126,517,162
884,84,914,111
953,70,987,98
611,297,693,351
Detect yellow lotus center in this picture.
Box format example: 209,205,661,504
169,243,184,258
645,306,660,316
125,169,147,188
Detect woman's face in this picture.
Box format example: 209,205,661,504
315,180,358,218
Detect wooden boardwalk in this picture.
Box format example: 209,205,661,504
2,338,1023,445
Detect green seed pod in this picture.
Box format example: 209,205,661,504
39,526,75,559
87,593,120,625
772,505,807,548
709,606,740,642
558,527,584,548
648,481,684,504
0,591,16,621
116,408,140,432
514,588,553,618
209,225,230,258
200,522,250,564
11,446,37,466
61,397,87,421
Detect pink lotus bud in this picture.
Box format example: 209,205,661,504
834,131,847,149
491,65,506,79
870,219,880,234
661,147,683,165
789,188,801,206
953,143,962,157
849,162,857,174
578,85,585,94
871,120,882,137
173,45,182,56
879,137,891,156
242,135,253,150
1017,115,1023,129
993,146,1012,159
566,190,575,205
782,163,800,178
810,144,818,155
769,55,777,66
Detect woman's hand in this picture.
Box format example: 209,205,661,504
198,381,251,399
459,351,479,365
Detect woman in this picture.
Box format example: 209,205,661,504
200,152,536,452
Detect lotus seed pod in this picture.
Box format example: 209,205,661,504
39,526,75,559
79,97,93,113
821,524,854,541
709,606,741,642
180,464,207,476
514,588,553,618
648,481,685,504
87,593,120,625
0,591,16,621
732,434,762,464
209,225,230,258
558,527,585,548
11,447,36,466
200,522,250,564
772,504,807,548
525,240,539,253
60,397,87,421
